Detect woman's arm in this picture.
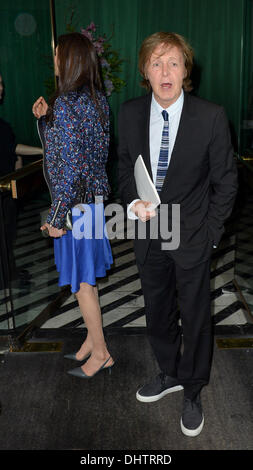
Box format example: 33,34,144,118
46,96,87,229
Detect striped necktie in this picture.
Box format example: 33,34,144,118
155,110,169,193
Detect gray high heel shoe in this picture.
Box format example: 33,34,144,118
64,352,91,362
67,356,114,379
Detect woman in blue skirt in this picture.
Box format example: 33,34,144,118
32,32,114,378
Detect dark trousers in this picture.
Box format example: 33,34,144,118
137,238,213,399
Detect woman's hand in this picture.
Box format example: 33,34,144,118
32,96,48,119
40,222,66,238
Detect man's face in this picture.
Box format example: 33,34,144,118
145,44,186,108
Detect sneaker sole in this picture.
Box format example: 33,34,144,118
180,415,204,437
136,384,184,403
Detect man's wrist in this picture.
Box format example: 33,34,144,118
127,199,140,220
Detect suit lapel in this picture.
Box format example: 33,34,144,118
136,93,153,180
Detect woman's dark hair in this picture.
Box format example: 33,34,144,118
46,32,105,123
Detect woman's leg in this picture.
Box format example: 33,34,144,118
75,282,114,375
74,286,98,360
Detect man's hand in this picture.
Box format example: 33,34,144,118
131,200,156,222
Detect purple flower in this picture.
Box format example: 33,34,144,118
81,29,93,41
78,22,125,97
93,41,104,55
86,22,96,32
104,79,114,96
97,36,106,43
100,57,109,68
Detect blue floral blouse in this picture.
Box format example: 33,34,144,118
40,89,110,229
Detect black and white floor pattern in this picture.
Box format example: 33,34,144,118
0,198,252,333
234,194,253,318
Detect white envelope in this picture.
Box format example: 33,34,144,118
134,155,161,209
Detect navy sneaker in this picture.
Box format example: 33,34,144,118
136,373,183,402
180,394,204,437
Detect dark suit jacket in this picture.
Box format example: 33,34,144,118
117,91,238,269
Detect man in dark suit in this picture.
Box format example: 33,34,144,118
117,32,238,437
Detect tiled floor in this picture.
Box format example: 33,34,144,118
0,196,252,334
235,194,253,316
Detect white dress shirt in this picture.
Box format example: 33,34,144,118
128,89,184,219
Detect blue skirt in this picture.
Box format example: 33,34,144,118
54,203,113,293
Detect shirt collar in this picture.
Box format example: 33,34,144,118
151,89,184,117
